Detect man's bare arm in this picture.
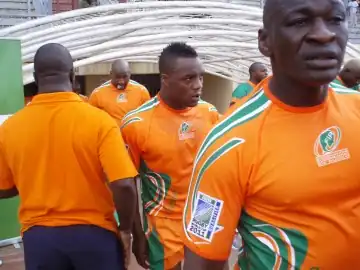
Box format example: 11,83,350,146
109,178,137,231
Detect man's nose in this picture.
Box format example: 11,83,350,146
306,18,336,44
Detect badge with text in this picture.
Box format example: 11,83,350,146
187,192,223,242
178,121,195,140
314,126,350,167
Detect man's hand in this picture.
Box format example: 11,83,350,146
133,232,150,269
119,230,132,269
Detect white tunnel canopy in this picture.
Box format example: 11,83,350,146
0,1,359,84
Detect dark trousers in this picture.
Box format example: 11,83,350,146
23,225,124,270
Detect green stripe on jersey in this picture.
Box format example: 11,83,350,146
183,138,245,241
331,84,360,94
120,116,142,129
195,89,270,165
192,138,245,208
122,96,159,121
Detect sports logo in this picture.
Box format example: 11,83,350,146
178,121,195,140
116,93,127,103
187,192,223,242
314,126,350,167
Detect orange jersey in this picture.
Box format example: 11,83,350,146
121,96,219,220
78,94,88,102
89,81,151,125
0,92,137,234
183,77,360,269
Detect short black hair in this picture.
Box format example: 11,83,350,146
34,43,73,76
159,42,198,74
249,62,265,75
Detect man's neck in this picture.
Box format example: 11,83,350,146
159,89,187,110
249,78,259,85
269,76,328,107
37,83,73,94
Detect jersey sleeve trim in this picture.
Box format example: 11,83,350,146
330,83,360,95
195,89,270,166
183,137,245,243
120,116,143,129
122,96,159,121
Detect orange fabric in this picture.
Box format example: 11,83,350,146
89,81,151,125
183,77,360,268
78,94,88,102
120,95,219,220
146,215,184,269
0,92,137,234
121,96,218,267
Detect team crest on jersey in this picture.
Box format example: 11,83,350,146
187,192,223,242
178,121,195,140
116,93,127,103
314,126,350,167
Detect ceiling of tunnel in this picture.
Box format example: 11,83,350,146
0,1,359,84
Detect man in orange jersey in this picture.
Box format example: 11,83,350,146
120,42,219,270
0,43,137,270
89,59,151,125
183,0,360,269
231,62,268,104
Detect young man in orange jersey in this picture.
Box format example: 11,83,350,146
183,0,360,269
89,59,151,125
120,42,219,270
0,43,137,270
231,62,268,104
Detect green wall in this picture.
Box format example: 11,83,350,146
0,39,24,242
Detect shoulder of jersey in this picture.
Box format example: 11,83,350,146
197,99,218,112
212,87,271,135
92,82,111,94
96,80,148,92
330,82,360,95
129,80,148,92
120,96,160,129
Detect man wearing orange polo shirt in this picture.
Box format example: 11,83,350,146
0,43,137,270
89,59,151,125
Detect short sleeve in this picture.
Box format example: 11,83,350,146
0,132,14,190
89,89,100,108
98,115,137,182
183,136,245,261
120,116,144,170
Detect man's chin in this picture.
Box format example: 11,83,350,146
299,69,339,87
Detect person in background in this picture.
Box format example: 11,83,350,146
348,0,358,27
0,43,137,270
121,42,219,270
89,59,151,125
230,62,268,104
332,58,360,90
183,0,360,269
73,77,89,102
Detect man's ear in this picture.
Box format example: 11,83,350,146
160,73,169,87
258,28,272,57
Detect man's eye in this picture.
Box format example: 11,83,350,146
288,18,308,27
329,16,345,24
